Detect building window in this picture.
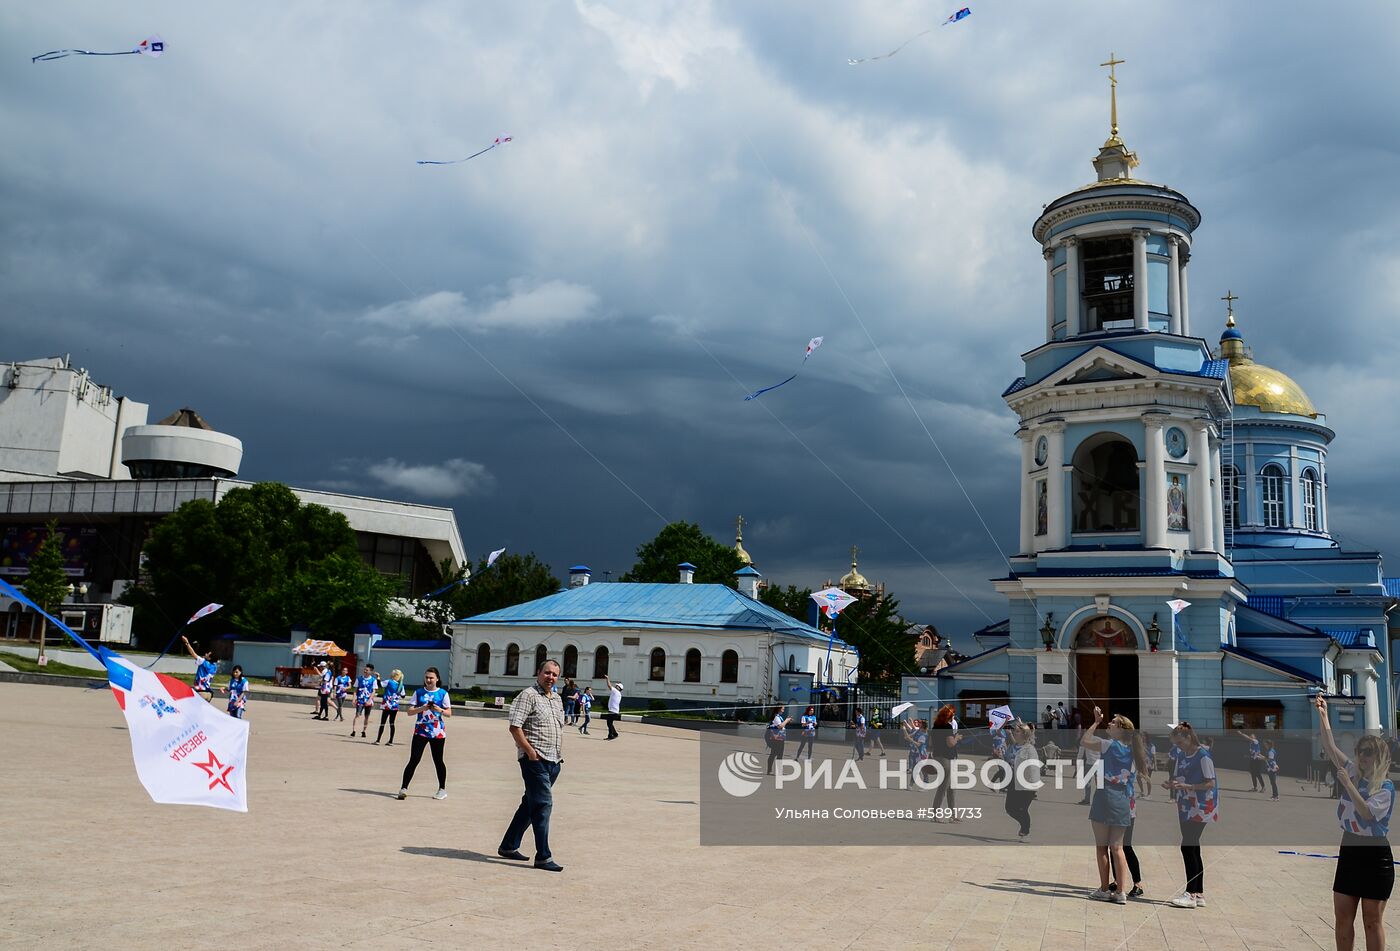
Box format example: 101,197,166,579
1080,236,1135,331
475,642,490,675
720,650,739,684
787,653,797,672
593,645,609,679
505,643,520,677
1261,464,1286,528
1072,434,1141,532
649,648,666,681
563,645,578,678
534,644,548,674
1223,465,1240,531
1302,468,1319,531
684,649,701,683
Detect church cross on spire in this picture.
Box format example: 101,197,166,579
850,544,860,567
735,514,745,539
1100,52,1125,137
1221,289,1239,325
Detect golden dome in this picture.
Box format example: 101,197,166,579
1219,315,1318,418
839,545,870,592
734,515,752,565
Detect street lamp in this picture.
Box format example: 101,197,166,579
1147,614,1162,652
1040,614,1056,651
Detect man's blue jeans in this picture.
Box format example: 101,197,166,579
500,758,561,861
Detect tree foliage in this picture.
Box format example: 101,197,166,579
759,584,813,623
439,551,561,621
126,482,400,645
622,521,743,585
22,519,70,612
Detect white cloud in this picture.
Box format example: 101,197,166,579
366,458,495,498
361,279,600,334
575,0,740,95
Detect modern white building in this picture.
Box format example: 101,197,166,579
0,355,465,643
448,565,859,708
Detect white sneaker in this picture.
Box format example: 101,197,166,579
1111,891,1127,905
396,788,407,800
433,788,448,800
1168,893,1197,908
1194,895,1207,908
1089,888,1114,902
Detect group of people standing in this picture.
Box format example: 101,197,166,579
183,635,249,719
309,660,407,745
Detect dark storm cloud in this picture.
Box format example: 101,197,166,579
2,2,1397,637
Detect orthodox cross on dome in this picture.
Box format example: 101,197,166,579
1221,289,1239,324
850,544,860,568
736,514,745,538
1100,52,1125,137
734,514,752,565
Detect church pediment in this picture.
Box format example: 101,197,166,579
1060,359,1145,385
1039,347,1159,390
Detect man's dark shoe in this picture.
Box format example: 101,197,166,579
497,849,529,861
534,860,564,872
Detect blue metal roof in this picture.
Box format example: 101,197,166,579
374,638,452,650
1222,645,1322,685
1002,377,1029,397
734,566,762,577
569,565,590,572
1246,595,1286,618
677,562,697,570
1196,358,1230,380
457,582,849,645
970,618,1011,638
1003,568,1231,579
1384,578,1400,600
937,643,1007,674
1321,627,1375,649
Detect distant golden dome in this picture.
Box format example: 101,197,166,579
734,515,752,565
1219,317,1318,418
839,545,870,592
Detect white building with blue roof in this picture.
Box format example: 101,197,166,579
933,72,1400,738
447,564,858,708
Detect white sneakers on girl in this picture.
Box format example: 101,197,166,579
1168,893,1197,908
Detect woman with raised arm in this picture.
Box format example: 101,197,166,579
1081,705,1133,905
1317,695,1393,951
1238,729,1265,793
1165,722,1218,909
180,635,218,702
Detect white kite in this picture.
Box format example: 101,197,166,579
417,135,513,165
487,547,506,568
891,701,914,718
744,336,825,401
811,585,857,619
1166,599,1192,614
33,35,165,63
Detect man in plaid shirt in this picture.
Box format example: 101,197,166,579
498,658,566,872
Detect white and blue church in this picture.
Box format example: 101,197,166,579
935,78,1399,736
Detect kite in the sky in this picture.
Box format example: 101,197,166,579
743,336,824,401
847,7,969,66
32,35,165,63
417,135,513,165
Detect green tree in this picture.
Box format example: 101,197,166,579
441,551,561,620
126,482,400,646
759,584,813,622
622,521,743,585
22,519,70,663
827,592,910,680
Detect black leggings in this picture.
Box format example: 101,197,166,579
402,735,446,789
1268,771,1278,797
1123,819,1141,885
377,708,398,743
931,759,956,810
1180,821,1206,893
794,735,815,760
1004,789,1034,835
766,739,785,774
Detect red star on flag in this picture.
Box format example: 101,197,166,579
193,750,236,794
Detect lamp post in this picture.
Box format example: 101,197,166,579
1040,614,1056,652
1147,614,1162,652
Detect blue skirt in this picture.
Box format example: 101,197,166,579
1089,785,1133,827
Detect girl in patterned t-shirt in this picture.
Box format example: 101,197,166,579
1166,722,1218,909
397,667,451,800
220,665,250,719
374,669,403,746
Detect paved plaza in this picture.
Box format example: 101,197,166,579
0,681,1391,950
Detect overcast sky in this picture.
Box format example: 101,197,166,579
4,2,1399,639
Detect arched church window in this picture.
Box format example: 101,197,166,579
475,642,490,675
720,650,739,684
1072,434,1140,533
563,645,578,678
505,643,520,676
535,644,548,674
1301,468,1319,531
1080,236,1135,331
1222,465,1240,531
788,653,797,672
684,648,702,683
1261,465,1286,528
593,645,609,679
650,647,666,681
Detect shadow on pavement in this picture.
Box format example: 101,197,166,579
401,846,524,867
338,787,400,798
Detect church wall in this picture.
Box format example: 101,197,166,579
1178,654,1225,729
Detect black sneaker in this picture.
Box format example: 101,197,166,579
497,849,528,861
534,860,564,872
1128,886,1144,898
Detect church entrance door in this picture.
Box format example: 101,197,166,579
1074,652,1140,729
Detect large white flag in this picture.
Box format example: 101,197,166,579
103,652,249,812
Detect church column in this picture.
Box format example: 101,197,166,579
1179,252,1192,336
1167,235,1183,335
1289,448,1304,530
1191,421,1216,552
1019,430,1035,554
1364,670,1382,731
1132,229,1150,330
1319,457,1329,532
1064,238,1080,336
1210,434,1226,552
1144,416,1167,548
1045,422,1067,549
1044,247,1056,342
